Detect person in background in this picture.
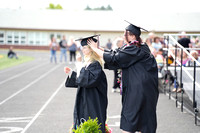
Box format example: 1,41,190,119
186,50,200,66
179,51,189,67
59,35,68,63
156,48,164,72
68,36,77,64
145,38,157,57
148,32,155,44
111,37,124,93
152,36,162,52
194,37,200,56
49,37,58,63
7,46,18,59
105,38,112,50
178,31,191,48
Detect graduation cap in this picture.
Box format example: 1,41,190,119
125,20,148,36
75,34,100,46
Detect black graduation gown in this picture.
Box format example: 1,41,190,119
72,61,108,133
103,44,159,133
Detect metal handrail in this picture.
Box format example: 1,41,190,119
165,34,200,66
164,34,199,125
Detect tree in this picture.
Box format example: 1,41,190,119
84,5,113,11
48,3,55,9
106,5,113,10
100,6,106,10
55,4,63,9
85,5,91,10
47,3,63,9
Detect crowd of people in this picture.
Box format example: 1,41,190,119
145,31,200,69
49,35,82,64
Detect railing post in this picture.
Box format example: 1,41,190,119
167,36,171,99
164,35,168,94
180,48,184,112
174,43,178,107
193,61,198,125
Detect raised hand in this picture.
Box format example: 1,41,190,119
87,39,98,49
64,67,71,74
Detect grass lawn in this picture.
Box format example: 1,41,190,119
0,54,34,70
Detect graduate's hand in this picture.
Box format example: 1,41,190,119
76,53,82,62
87,39,98,50
64,67,71,74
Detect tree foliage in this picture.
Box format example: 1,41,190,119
85,4,113,11
47,3,63,9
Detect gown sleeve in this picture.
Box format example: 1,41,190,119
103,45,144,69
65,71,78,88
76,62,102,88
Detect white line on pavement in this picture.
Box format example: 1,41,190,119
21,80,65,133
0,64,61,106
0,116,32,123
0,127,23,133
0,62,48,85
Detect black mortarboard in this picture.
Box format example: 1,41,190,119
75,35,100,46
125,20,148,36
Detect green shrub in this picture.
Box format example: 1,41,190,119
72,117,102,133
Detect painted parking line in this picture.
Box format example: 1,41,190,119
0,117,32,123
0,64,61,106
21,80,65,133
0,116,33,133
0,127,23,133
0,62,48,85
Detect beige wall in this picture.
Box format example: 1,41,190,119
1,29,200,47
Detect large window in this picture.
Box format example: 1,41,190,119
28,32,34,45
28,32,48,45
41,32,48,45
49,33,61,43
20,32,26,44
14,32,19,44
2,30,60,45
7,32,13,44
0,31,4,44
6,31,27,45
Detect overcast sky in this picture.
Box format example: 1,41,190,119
0,0,200,13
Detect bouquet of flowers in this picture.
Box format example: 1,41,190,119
105,124,112,133
71,117,102,133
69,118,112,133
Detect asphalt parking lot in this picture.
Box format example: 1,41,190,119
0,50,199,133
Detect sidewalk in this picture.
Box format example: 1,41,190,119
156,93,200,133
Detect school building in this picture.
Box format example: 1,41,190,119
0,9,200,50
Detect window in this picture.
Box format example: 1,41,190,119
41,32,48,45
50,33,62,43
14,32,19,44
0,31,4,44
28,32,35,45
20,32,26,44
7,32,13,44
35,32,40,45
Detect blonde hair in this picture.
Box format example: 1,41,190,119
84,45,103,67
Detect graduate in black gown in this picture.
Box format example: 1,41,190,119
64,35,108,133
88,22,159,133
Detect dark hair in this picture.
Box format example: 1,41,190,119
128,31,142,47
153,36,160,42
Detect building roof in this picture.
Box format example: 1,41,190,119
0,9,200,32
